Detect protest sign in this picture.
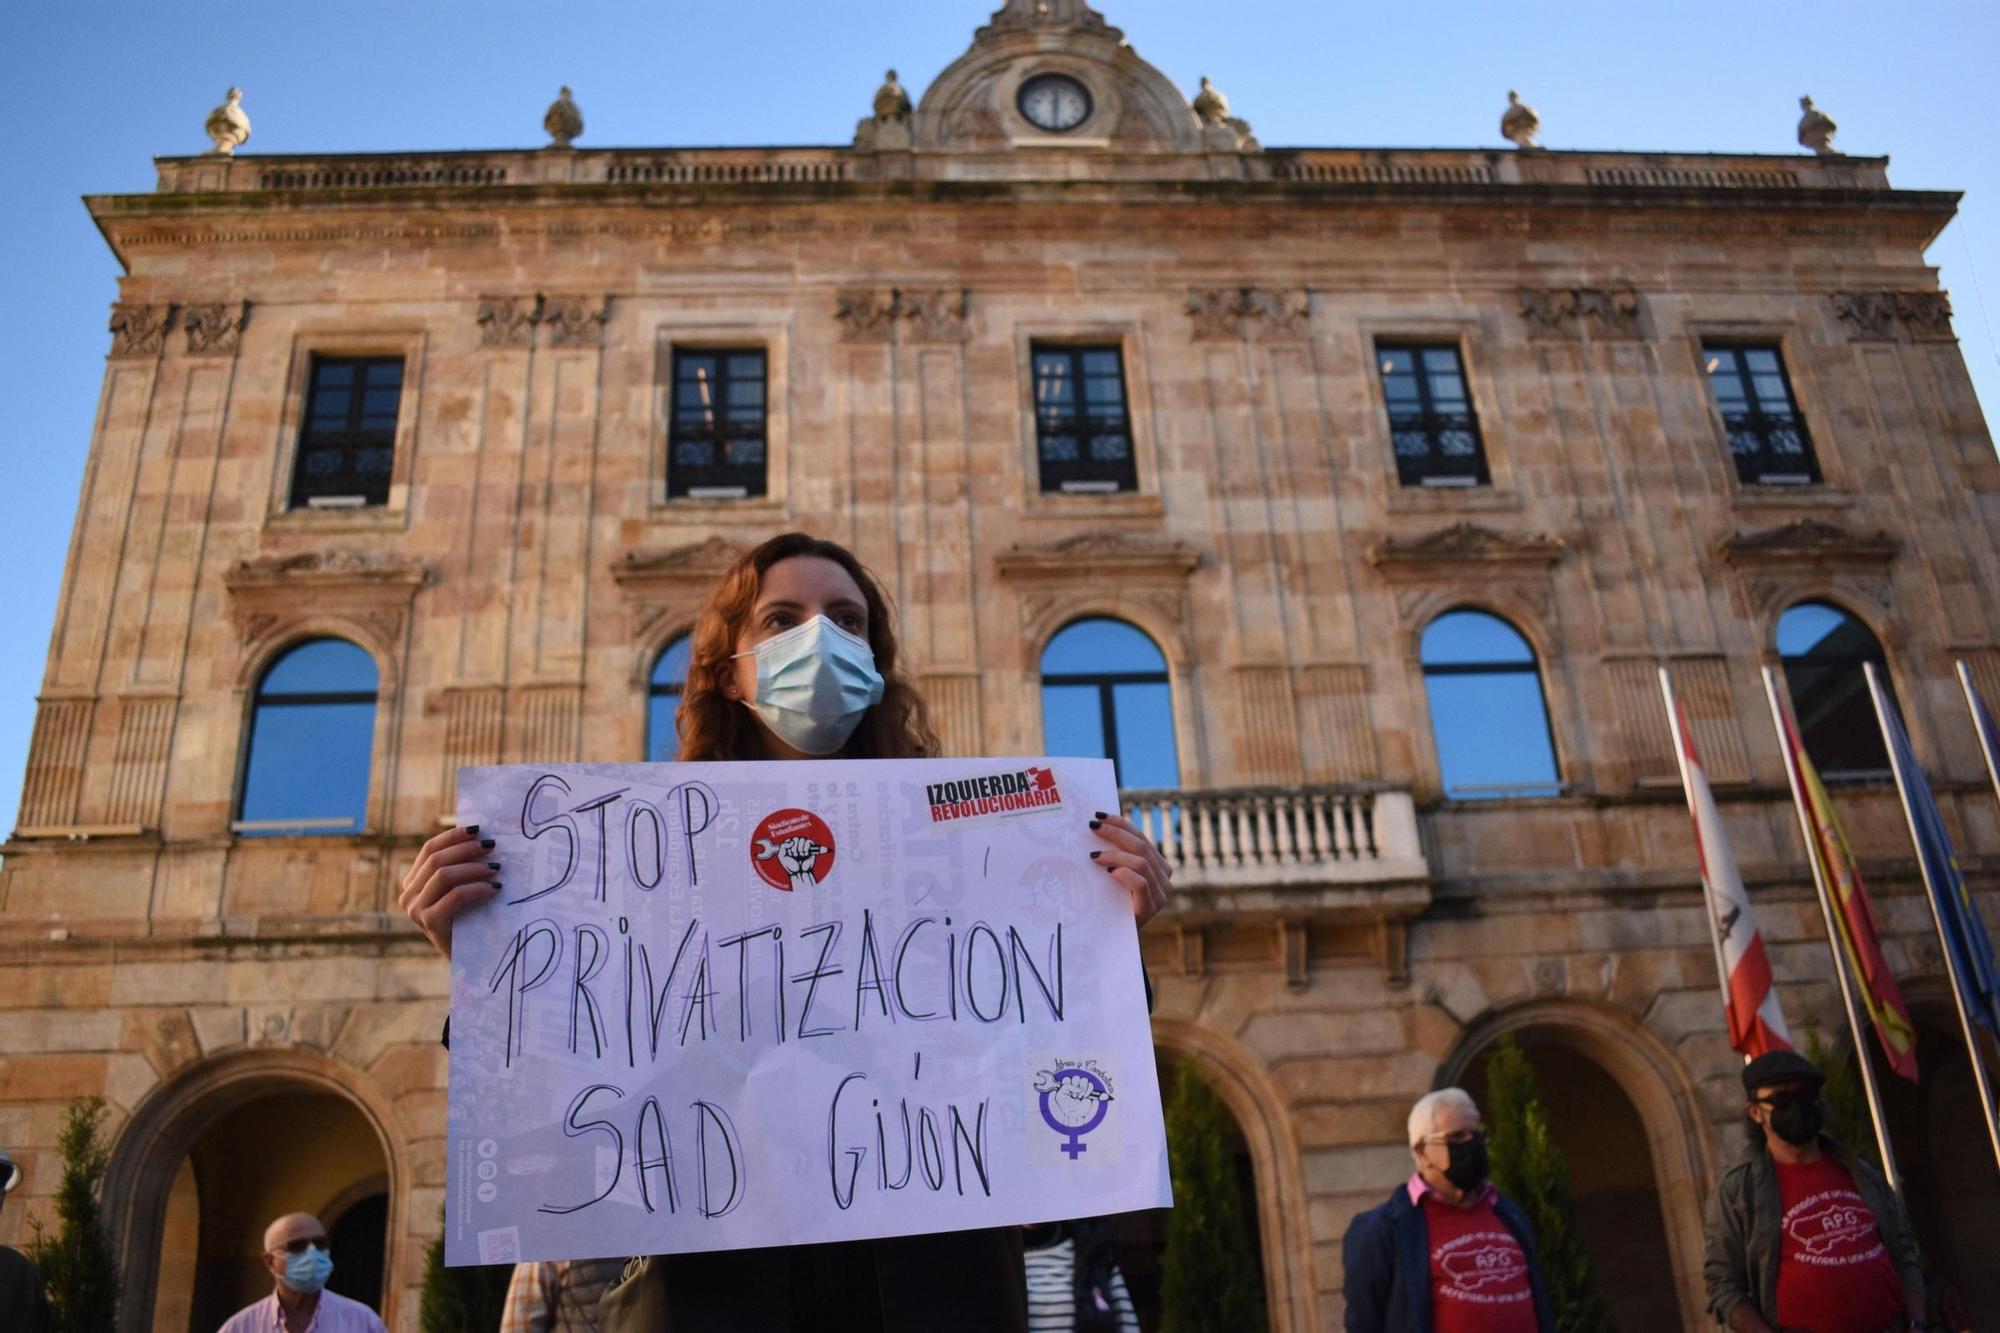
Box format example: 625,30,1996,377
445,757,1171,1266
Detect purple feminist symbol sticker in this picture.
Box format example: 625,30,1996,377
1035,1062,1113,1160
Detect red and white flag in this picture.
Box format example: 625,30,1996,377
1661,675,1792,1057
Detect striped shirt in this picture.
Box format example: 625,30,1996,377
217,1289,386,1333
1023,1236,1140,1333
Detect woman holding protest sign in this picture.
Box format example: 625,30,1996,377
400,531,1173,1332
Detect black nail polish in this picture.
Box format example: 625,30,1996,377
1088,819,1101,829
466,824,481,836
489,882,502,893
1090,850,1103,859
480,839,496,850
487,861,501,871
1094,811,1108,820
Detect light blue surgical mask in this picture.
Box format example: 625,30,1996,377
734,615,885,755
281,1243,334,1295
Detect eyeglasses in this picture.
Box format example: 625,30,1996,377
1752,1090,1819,1110
270,1237,330,1256
1419,1128,1484,1148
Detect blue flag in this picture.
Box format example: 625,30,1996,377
1876,675,2000,1032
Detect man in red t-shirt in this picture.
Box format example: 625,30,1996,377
1341,1088,1552,1332
1701,1050,1925,1333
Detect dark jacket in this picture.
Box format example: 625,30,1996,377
1701,1134,1922,1327
1341,1184,1555,1333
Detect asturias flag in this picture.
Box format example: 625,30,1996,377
1776,703,1921,1080
1872,672,2000,1034
1669,697,1792,1055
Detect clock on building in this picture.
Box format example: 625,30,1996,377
1017,74,1092,133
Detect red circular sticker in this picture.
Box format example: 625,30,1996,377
750,809,837,892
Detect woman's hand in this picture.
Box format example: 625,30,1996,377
399,826,500,962
1088,811,1173,928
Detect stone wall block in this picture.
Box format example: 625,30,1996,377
102,1052,160,1114
121,1009,199,1074
1403,1003,1461,1060
370,1044,446,1100
1241,1009,1404,1062
109,961,227,1007
333,1001,446,1068
0,1053,110,1102
1302,1143,1411,1196
0,964,112,1010
1417,964,1490,1026
1272,1050,1437,1103
188,1005,246,1054
0,1009,123,1053
1293,1098,1409,1149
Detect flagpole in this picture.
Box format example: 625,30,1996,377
1760,668,1903,1197
1659,668,1743,1052
1865,662,2000,1172
1960,660,2000,812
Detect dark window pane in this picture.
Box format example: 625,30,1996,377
1421,610,1561,799
1778,603,1891,775
668,349,767,499
1703,344,1820,486
1081,350,1121,376
1377,343,1489,488
1032,345,1137,493
316,363,355,387
293,355,403,507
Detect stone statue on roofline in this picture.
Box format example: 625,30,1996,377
855,68,915,151
204,87,250,156
1797,95,1840,156
1191,76,1257,152
544,85,583,150
1500,90,1540,150
873,69,912,122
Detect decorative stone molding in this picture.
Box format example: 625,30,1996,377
477,295,542,348
1518,287,1642,340
1717,518,1898,570
108,303,173,359
1368,522,1565,577
1831,290,1955,343
612,537,748,648
900,288,970,342
224,550,430,649
995,531,1201,580
540,295,609,348
181,301,250,356
438,686,505,814
974,0,1118,44
835,290,899,342
1185,287,1310,340
835,289,972,342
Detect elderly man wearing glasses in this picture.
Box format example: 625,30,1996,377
1340,1087,1554,1333
217,1212,386,1333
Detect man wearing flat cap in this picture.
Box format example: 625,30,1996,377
1702,1049,1925,1333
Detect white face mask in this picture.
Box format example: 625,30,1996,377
733,615,886,755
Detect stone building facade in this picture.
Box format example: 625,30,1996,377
4,2,1999,1329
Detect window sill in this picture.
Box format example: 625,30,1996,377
646,496,788,525
1728,486,1855,512
263,504,409,536
1384,486,1521,515
1023,490,1165,520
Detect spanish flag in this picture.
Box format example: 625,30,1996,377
1774,697,1921,1081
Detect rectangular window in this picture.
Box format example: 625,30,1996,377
291,355,403,509
1032,345,1138,494
1702,344,1821,486
668,349,768,500
1377,344,1490,487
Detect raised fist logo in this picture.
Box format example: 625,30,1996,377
749,809,837,891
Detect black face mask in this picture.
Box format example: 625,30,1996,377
1767,1096,1823,1146
1443,1136,1489,1191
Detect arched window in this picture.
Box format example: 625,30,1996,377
1778,601,1891,777
647,635,693,762
1421,609,1561,799
1040,618,1179,789
237,638,377,835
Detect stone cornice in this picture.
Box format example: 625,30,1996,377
994,532,1201,581
1717,518,1900,569
224,549,430,592
1368,522,1565,577
611,536,748,587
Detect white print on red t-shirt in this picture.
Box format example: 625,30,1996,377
1781,1188,1885,1267
1434,1231,1531,1303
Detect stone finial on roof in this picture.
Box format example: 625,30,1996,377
544,85,584,150
1192,76,1230,127
1500,90,1540,150
204,87,251,156
1797,95,1839,156
873,69,912,122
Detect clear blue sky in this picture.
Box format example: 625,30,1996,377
3,1,1996,831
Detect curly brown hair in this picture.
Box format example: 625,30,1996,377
676,532,940,762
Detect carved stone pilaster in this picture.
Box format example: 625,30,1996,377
900,288,970,342
182,301,250,356
835,289,899,342
1184,286,1310,340
540,295,608,348
1894,291,1955,342
108,303,173,359
1519,287,1641,339
1830,290,1955,343
477,295,542,348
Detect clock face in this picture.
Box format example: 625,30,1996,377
1017,74,1092,133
